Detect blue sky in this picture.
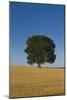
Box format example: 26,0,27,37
10,2,65,67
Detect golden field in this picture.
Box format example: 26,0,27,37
9,66,65,98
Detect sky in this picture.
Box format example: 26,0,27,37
10,2,65,67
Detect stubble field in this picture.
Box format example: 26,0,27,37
9,66,65,98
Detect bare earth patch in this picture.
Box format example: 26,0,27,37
9,66,65,98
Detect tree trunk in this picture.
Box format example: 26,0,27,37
38,63,41,68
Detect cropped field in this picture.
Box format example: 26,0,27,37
9,66,65,98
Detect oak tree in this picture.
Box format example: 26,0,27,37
25,35,56,68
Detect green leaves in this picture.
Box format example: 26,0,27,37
25,35,56,67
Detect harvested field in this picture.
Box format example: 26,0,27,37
9,66,65,98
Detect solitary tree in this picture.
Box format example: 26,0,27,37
25,35,56,68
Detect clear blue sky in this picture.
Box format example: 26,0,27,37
10,2,65,67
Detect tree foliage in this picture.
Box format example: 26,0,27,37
25,35,56,68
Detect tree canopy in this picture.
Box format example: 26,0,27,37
25,35,56,68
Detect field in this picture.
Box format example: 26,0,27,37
9,66,65,98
